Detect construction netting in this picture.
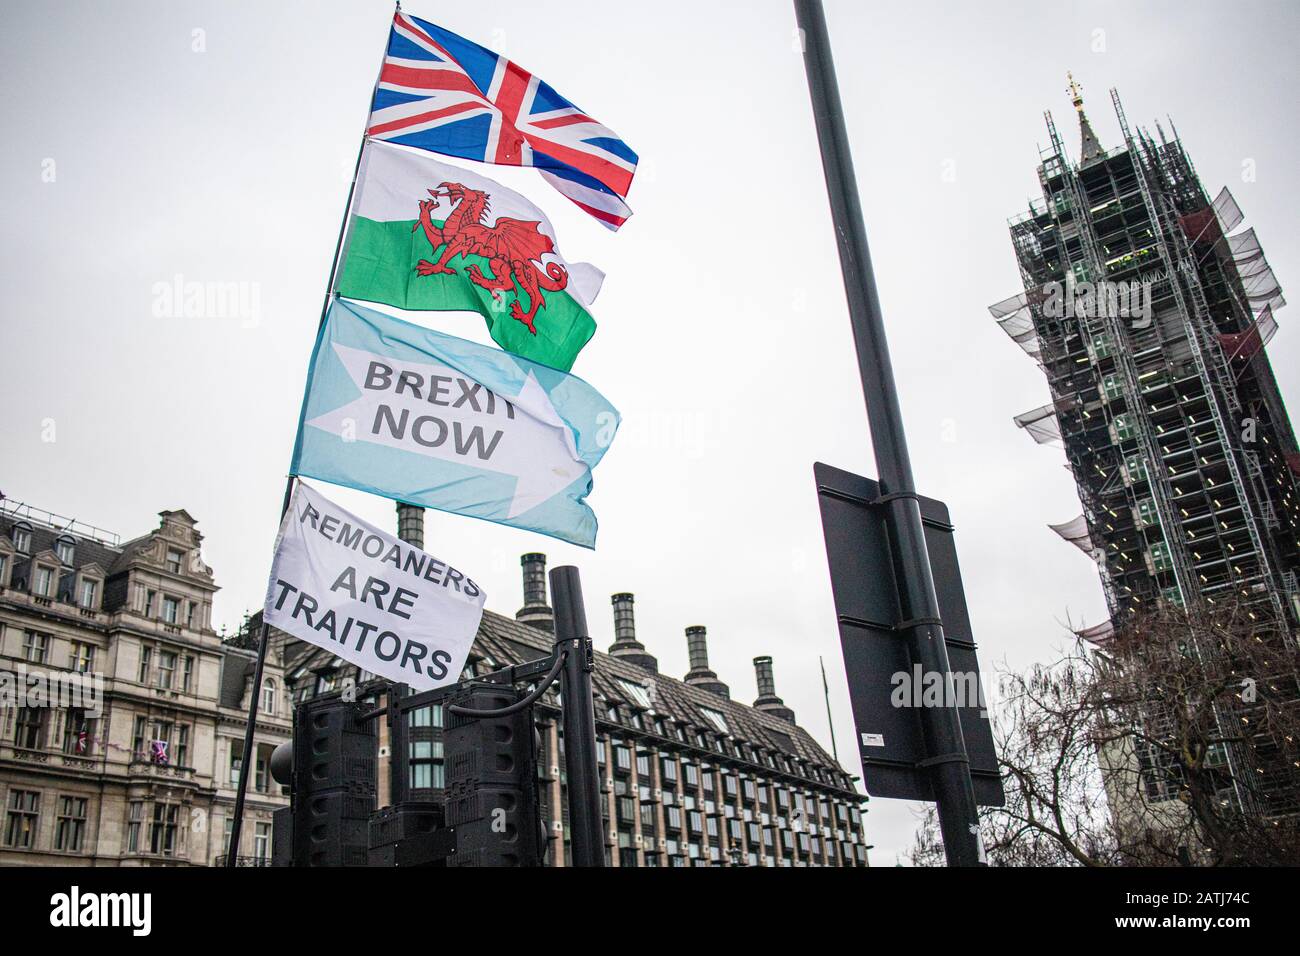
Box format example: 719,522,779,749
988,291,1043,362
1179,185,1244,244
1050,514,1096,555
1013,394,1077,445
1227,228,1287,313
1013,403,1061,444
1076,620,1115,644
1218,305,1279,364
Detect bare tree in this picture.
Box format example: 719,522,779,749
908,601,1300,866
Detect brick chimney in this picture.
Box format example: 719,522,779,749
515,553,554,632
683,626,729,698
607,592,657,672
752,656,795,722
395,502,424,549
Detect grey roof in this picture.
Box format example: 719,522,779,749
0,514,123,576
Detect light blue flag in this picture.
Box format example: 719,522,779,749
290,299,620,548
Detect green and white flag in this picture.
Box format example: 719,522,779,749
337,139,603,372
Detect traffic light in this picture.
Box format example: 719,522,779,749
289,695,377,866
443,682,544,866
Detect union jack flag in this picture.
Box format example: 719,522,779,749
367,11,637,230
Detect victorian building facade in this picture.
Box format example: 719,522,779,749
0,499,291,866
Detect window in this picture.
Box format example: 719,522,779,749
166,549,184,574
0,553,8,584
699,706,730,734
133,716,147,758
22,630,49,664
15,707,46,749
33,565,54,597
157,651,177,689
181,656,194,692
229,742,243,786
145,590,157,617
126,802,143,852
254,822,271,862
1112,414,1134,442
12,526,31,553
1124,454,1148,484
138,646,152,683
616,678,654,710
409,740,445,789
62,709,92,755
1101,373,1123,402
659,756,677,784
54,796,87,852
162,596,179,625
683,761,699,788
4,790,40,848
175,725,189,767
255,749,268,792
150,802,179,855
1149,541,1173,573
78,578,97,609
410,704,443,728
1090,332,1112,360
262,680,276,715
185,601,196,629
1136,498,1158,528
56,538,74,565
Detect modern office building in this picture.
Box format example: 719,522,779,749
990,78,1300,829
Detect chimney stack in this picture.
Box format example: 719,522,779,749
515,553,554,632
683,626,729,698
607,593,658,672
752,656,795,722
395,502,424,549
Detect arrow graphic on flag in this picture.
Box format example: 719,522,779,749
306,343,585,518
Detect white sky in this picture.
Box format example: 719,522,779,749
3,0,1297,865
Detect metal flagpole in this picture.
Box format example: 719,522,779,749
226,6,397,867
792,0,984,866
819,656,838,763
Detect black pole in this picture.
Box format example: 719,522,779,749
550,565,605,867
793,0,983,866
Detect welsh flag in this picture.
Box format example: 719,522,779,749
336,140,603,372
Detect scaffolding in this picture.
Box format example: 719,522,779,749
989,82,1300,824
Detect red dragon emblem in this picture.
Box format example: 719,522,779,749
412,182,568,335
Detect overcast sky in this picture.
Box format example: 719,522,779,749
3,0,1297,865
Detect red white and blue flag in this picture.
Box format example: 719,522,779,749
367,12,638,230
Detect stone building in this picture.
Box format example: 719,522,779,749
0,499,291,866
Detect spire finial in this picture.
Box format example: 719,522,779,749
1067,71,1085,112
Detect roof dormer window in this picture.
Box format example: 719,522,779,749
165,548,184,575
12,524,32,554
56,537,75,566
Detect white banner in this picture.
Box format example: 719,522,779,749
263,482,484,691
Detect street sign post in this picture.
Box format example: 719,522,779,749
815,463,1004,808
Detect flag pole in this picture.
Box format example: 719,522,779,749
819,656,838,763
793,0,983,866
225,6,396,867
